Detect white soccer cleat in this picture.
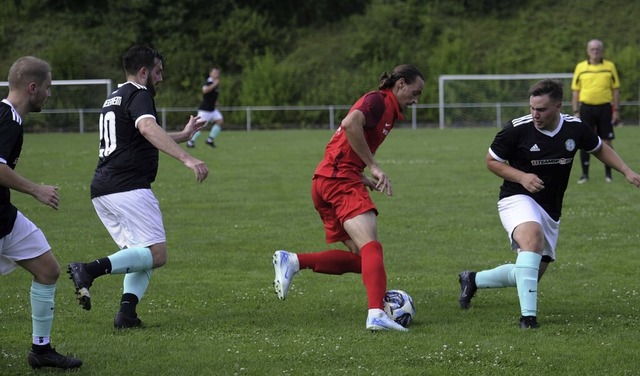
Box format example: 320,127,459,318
366,308,408,332
273,250,299,300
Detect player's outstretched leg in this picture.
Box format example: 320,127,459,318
273,250,299,300
67,262,94,310
365,309,408,332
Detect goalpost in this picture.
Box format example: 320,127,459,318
438,73,574,129
0,79,112,132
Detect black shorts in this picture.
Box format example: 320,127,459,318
580,103,615,140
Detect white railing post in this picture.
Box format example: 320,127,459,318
412,105,417,129
79,109,84,133
246,107,251,131
329,105,335,131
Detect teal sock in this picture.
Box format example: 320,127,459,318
123,270,153,301
107,247,153,274
209,124,221,139
515,251,542,317
190,130,202,143
31,281,55,345
475,264,517,288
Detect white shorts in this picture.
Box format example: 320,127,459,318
92,189,166,250
498,194,559,261
0,212,50,275
197,109,223,123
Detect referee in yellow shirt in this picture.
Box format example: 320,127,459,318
571,39,621,184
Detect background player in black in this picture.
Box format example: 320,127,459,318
458,79,640,329
186,66,224,148
68,45,208,328
0,56,82,369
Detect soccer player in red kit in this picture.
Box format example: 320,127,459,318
273,65,424,331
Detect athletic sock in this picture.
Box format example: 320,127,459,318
297,250,361,274
108,247,153,274
119,293,140,317
475,264,517,288
515,251,542,317
360,241,386,310
31,343,52,354
31,281,55,346
209,124,221,139
123,269,153,301
84,257,112,278
190,130,202,143
580,149,590,177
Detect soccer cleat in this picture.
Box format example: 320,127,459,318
186,140,195,148
67,262,94,311
114,312,144,329
605,176,612,183
273,250,299,300
458,271,477,309
366,309,408,332
519,315,539,329
28,347,82,369
206,139,216,148
577,175,589,184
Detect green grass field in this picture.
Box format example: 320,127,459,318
1,126,639,375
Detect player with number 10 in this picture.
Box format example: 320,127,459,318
67,45,208,329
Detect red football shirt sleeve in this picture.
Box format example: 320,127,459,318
354,92,385,129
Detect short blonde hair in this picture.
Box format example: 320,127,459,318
8,56,51,89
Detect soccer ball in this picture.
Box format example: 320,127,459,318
383,289,415,327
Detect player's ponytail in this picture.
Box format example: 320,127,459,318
378,64,424,90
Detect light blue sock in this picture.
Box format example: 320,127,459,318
515,251,542,317
123,269,153,301
108,247,153,274
475,264,517,288
209,124,221,139
31,281,55,345
190,130,202,143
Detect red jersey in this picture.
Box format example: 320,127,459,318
314,89,403,180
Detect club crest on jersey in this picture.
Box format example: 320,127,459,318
565,139,576,152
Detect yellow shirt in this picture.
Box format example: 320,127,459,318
571,59,620,105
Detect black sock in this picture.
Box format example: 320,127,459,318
580,150,590,177
32,343,52,354
119,293,139,317
84,257,112,278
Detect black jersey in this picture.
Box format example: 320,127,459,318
197,77,219,112
91,82,160,198
489,113,601,221
0,100,22,237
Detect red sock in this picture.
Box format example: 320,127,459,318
297,250,361,275
360,241,386,309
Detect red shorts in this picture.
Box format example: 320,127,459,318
311,175,378,244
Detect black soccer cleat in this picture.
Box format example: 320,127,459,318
114,312,144,329
519,315,539,329
67,262,94,311
28,348,82,369
458,271,477,309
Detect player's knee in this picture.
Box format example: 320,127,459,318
152,253,167,268
35,263,61,284
149,246,167,268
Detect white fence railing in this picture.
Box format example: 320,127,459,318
30,102,639,133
